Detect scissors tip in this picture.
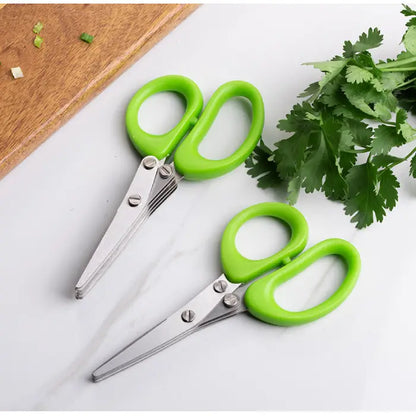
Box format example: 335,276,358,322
74,292,84,300
91,372,101,383
74,285,86,300
91,367,118,383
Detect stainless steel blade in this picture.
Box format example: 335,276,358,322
144,162,183,218
92,275,245,382
75,156,167,299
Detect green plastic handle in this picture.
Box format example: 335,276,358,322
244,238,361,326
125,75,204,160
221,202,309,284
174,80,265,180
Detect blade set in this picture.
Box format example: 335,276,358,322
92,275,245,382
87,200,361,382
75,156,183,299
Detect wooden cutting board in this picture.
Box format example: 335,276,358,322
0,4,197,180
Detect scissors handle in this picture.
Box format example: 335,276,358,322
126,75,204,160
126,75,264,180
174,80,264,180
244,238,361,326
221,202,309,283
221,202,361,326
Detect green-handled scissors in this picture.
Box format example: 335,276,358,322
75,75,264,299
92,202,361,382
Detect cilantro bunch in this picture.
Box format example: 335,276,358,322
246,4,416,228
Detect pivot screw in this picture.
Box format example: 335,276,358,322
159,165,172,179
223,293,239,308
213,280,228,293
181,309,195,323
128,195,141,207
143,156,157,170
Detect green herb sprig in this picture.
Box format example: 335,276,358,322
246,4,416,228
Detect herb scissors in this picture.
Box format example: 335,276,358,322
75,75,264,299
92,202,361,382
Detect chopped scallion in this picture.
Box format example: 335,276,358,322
34,35,43,49
33,22,44,34
11,67,24,79
80,32,94,44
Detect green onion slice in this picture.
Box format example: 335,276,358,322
34,35,43,49
33,22,44,34
80,32,94,44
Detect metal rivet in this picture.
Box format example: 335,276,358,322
223,293,239,308
159,165,172,179
128,195,141,207
181,309,195,323
213,280,228,293
143,156,157,170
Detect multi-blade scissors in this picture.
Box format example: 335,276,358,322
75,75,264,299
92,202,361,382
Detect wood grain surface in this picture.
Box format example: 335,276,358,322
0,4,197,180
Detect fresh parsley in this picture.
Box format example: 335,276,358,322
246,4,416,228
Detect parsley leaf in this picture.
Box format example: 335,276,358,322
304,59,348,90
410,153,416,177
345,65,374,83
343,119,373,147
372,154,405,168
245,140,282,189
401,4,416,17
371,125,406,155
298,82,320,100
287,176,301,205
343,28,383,57
343,163,386,228
404,25,416,54
379,168,400,211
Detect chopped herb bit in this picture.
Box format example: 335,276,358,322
33,22,44,34
80,32,94,44
11,67,24,79
34,35,43,49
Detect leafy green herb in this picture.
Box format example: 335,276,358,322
33,22,43,34
34,35,43,49
246,4,416,228
80,32,94,44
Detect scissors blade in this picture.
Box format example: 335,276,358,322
75,157,179,299
92,275,245,382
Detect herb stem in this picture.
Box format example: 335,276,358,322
379,67,416,72
403,145,416,162
344,148,371,154
386,146,416,169
376,56,416,69
396,76,416,89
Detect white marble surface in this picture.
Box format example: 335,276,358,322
1,3,416,410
